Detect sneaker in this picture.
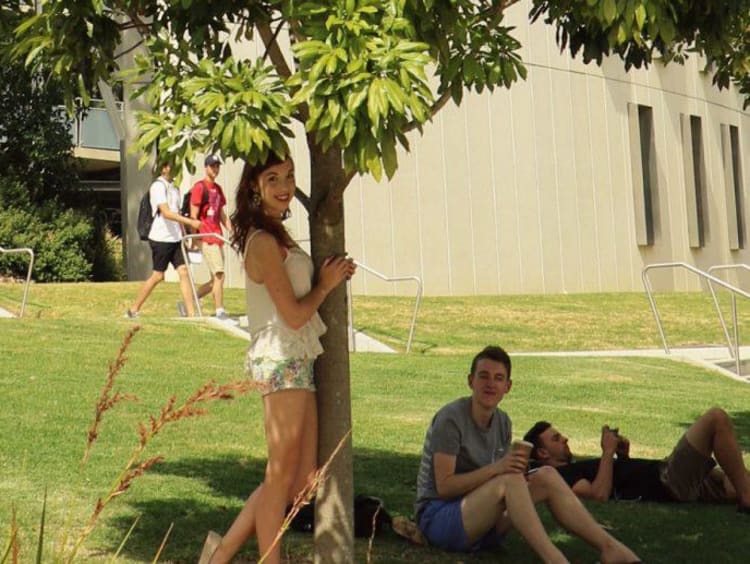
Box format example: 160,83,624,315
124,309,139,319
177,301,187,317
215,311,230,321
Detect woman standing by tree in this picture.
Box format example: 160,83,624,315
207,154,355,564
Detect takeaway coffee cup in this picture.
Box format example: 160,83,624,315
512,439,534,462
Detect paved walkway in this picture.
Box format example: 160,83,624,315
205,315,396,353
515,345,750,383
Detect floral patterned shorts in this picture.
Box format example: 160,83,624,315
247,355,316,395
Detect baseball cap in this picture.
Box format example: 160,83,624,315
204,154,222,167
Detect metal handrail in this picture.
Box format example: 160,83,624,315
642,262,750,376
347,261,423,354
181,235,423,353
0,246,35,318
180,233,236,318
706,264,750,359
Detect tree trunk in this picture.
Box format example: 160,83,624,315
309,142,354,563
119,28,153,281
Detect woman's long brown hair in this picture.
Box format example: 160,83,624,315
231,154,297,255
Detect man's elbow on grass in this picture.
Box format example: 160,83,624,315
573,480,609,502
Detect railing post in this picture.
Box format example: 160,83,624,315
0,247,35,318
642,262,750,371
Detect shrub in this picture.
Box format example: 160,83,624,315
0,207,93,282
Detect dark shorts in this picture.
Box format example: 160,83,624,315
659,435,729,503
417,499,504,553
149,241,185,272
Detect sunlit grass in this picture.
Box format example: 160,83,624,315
2,283,750,562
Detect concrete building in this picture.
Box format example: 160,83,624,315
115,1,750,296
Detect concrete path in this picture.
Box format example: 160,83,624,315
201,315,396,353
6,305,748,380
515,345,750,384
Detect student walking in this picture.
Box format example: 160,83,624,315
190,154,233,319
125,160,201,318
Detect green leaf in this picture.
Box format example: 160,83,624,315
634,4,647,29
221,120,235,151
367,80,382,126
660,19,676,44
603,0,617,24
382,137,397,180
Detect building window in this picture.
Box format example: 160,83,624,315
721,124,745,250
628,103,657,246
681,114,707,248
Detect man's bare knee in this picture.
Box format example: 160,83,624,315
528,466,568,498
489,472,526,501
704,407,732,432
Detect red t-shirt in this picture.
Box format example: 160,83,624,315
191,180,227,246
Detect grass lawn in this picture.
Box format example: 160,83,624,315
1,282,750,563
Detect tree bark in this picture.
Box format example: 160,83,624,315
309,141,354,563
119,27,153,281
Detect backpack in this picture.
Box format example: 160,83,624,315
180,180,210,218
287,495,392,538
136,178,170,241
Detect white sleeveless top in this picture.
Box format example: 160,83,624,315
244,231,327,360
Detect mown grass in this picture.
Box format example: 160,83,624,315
1,282,750,563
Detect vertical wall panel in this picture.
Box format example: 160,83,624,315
488,90,524,293
510,77,545,293
465,96,501,294
550,69,583,293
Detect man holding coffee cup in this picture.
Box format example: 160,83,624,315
414,345,640,561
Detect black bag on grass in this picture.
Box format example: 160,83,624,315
287,495,392,537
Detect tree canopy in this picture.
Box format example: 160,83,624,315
7,0,750,191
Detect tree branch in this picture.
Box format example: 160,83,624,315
256,19,291,78
403,89,452,133
113,38,144,60
403,0,523,133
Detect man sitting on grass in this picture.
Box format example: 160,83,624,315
523,408,750,513
415,345,641,562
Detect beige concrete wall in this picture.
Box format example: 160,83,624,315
164,0,750,296
344,2,750,296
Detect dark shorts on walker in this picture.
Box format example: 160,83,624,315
149,240,185,272
418,498,504,553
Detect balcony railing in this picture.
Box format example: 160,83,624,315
67,99,123,152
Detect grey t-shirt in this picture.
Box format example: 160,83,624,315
415,397,512,517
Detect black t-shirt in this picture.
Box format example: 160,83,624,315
555,458,673,502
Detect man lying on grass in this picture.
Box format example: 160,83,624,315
414,345,641,562
524,408,750,514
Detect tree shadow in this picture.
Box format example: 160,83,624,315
106,444,750,563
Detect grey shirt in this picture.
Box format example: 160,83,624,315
415,396,512,517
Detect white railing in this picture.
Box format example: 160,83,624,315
180,233,236,318
706,264,750,359
0,246,35,318
347,262,423,354
180,235,423,353
642,262,750,376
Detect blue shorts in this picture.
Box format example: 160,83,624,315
417,499,504,553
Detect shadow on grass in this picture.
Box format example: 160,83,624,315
106,447,750,563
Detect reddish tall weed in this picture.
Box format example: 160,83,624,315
67,327,263,563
